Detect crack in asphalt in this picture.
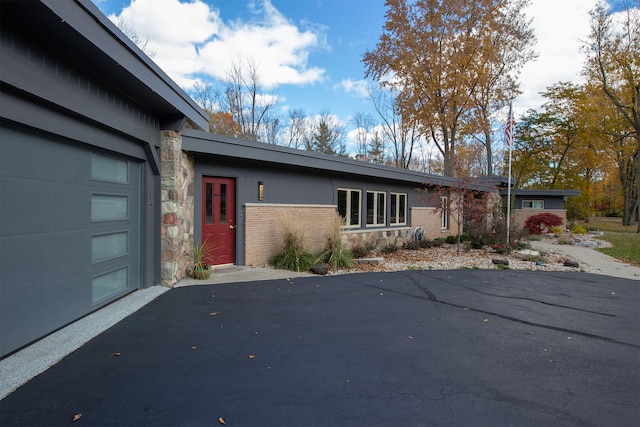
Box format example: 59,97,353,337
460,286,616,317
364,275,640,350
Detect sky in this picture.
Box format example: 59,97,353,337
92,0,631,154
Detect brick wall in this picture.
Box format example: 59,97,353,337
410,207,459,239
244,204,337,266
513,209,568,230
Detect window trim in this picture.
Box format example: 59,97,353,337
337,188,362,228
366,191,387,226
440,196,449,230
522,200,544,209
390,192,407,225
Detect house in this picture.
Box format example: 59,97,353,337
500,189,581,229
0,0,500,358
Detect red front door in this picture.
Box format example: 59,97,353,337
202,177,236,265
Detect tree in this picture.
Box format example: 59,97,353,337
583,1,639,229
208,111,241,136
465,0,537,176
364,0,534,177
368,85,419,169
304,110,346,155
284,108,309,149
352,112,375,159
115,16,157,58
222,58,278,142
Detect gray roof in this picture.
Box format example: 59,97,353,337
499,189,581,197
182,129,495,190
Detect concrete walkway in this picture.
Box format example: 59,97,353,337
531,241,640,281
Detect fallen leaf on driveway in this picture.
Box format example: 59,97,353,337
525,331,535,335
191,346,198,350
111,352,122,357
483,319,489,323
463,307,470,311
408,336,414,339
210,312,220,316
218,416,226,424
248,354,256,359
72,413,82,422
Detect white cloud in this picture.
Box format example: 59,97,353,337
108,0,327,90
336,78,370,98
516,0,598,114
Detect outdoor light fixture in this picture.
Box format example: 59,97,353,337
258,181,264,201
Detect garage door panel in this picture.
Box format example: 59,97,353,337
0,127,89,183
0,124,142,357
0,178,89,236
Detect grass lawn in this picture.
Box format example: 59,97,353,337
576,217,640,266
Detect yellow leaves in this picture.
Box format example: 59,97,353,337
72,413,82,422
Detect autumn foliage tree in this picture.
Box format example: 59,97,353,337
583,1,639,229
363,0,535,177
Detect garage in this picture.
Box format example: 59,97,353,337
0,123,142,356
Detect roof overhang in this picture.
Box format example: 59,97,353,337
499,189,581,197
182,129,494,191
1,0,209,132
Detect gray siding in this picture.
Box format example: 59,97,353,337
195,157,430,265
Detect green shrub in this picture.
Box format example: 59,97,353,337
572,224,587,234
432,238,447,247
381,243,399,253
403,240,421,250
419,239,434,249
351,243,375,259
268,213,315,272
318,213,354,269
445,235,457,244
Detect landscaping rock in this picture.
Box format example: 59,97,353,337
578,240,599,248
535,261,547,267
310,263,329,275
564,261,580,268
355,257,385,265
492,259,509,266
588,230,604,236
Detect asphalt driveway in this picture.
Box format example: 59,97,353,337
1,270,638,426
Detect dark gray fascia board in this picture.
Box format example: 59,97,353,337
499,189,581,197
182,129,492,190
39,0,209,131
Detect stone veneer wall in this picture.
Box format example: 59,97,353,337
343,228,412,250
160,131,194,287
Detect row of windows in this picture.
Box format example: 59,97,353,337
337,189,407,228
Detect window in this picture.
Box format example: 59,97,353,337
440,196,449,229
337,189,361,227
522,200,544,209
366,191,386,226
390,193,407,225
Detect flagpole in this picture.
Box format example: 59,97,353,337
506,101,513,245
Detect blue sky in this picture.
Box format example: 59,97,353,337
92,0,632,155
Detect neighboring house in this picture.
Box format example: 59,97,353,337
1,0,494,358
500,189,581,229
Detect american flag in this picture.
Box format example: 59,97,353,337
505,101,514,148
